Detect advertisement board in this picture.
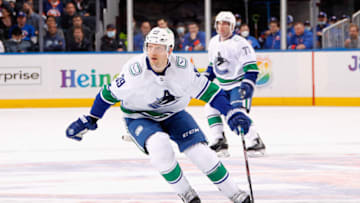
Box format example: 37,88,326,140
0,51,359,107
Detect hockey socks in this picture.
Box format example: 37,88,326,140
161,162,192,195
184,143,243,200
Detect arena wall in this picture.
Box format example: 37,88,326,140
0,50,359,108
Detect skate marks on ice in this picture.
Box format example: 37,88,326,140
0,154,359,203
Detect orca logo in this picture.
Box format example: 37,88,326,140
149,90,180,108
214,52,229,75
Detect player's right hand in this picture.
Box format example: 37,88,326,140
226,109,251,135
66,115,98,141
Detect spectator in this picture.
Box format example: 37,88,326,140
22,1,41,33
157,17,177,42
157,18,168,28
9,11,36,42
44,22,65,52
239,23,260,49
234,13,242,35
304,20,312,32
329,16,337,25
183,21,205,51
61,2,77,31
133,20,151,51
44,16,64,39
175,22,186,51
316,11,329,47
289,22,313,49
287,15,295,38
0,39,4,52
6,0,16,11
71,0,92,16
65,14,92,46
67,27,92,51
345,24,360,49
263,19,281,49
0,6,15,41
43,0,63,17
0,0,11,9
341,14,350,20
100,23,126,52
4,26,33,52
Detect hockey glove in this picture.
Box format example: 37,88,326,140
66,115,98,141
226,109,251,135
239,81,254,100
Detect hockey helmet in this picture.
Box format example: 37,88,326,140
215,11,236,32
144,27,175,52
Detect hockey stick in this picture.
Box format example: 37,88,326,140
238,127,254,203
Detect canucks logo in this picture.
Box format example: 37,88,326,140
256,57,272,87
214,52,229,75
149,90,180,109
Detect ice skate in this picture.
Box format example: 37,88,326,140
231,190,251,203
246,135,266,157
178,188,201,203
210,133,230,158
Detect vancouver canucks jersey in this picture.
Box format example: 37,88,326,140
208,34,259,91
100,53,220,121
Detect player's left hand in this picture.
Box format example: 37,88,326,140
239,81,254,100
226,109,251,135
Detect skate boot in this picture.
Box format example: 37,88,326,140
210,133,230,157
231,190,251,203
178,188,201,203
246,134,266,157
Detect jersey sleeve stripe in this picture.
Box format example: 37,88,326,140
243,63,259,72
101,85,120,104
198,82,221,103
195,79,210,99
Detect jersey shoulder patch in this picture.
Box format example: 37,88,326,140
128,62,142,76
175,56,187,69
232,35,241,41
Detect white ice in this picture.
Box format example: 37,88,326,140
0,106,359,203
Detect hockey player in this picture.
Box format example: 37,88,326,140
66,27,251,203
204,11,266,157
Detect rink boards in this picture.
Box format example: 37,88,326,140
0,50,360,108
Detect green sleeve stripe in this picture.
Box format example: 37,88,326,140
162,163,182,183
208,116,222,126
101,85,119,103
207,162,228,183
243,63,259,72
216,77,240,84
198,82,220,103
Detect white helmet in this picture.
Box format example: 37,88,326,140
144,27,175,51
214,11,236,32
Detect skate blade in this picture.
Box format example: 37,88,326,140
247,149,265,157
121,134,133,142
217,149,230,158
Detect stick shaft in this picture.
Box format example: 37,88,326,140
240,129,254,203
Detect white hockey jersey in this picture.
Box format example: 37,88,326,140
101,53,220,121
208,34,258,91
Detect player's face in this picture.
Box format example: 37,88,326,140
146,43,169,73
216,21,231,38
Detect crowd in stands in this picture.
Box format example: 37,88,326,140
0,0,359,53
0,0,125,53
132,11,360,52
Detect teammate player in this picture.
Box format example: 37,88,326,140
204,11,266,157
66,27,251,203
